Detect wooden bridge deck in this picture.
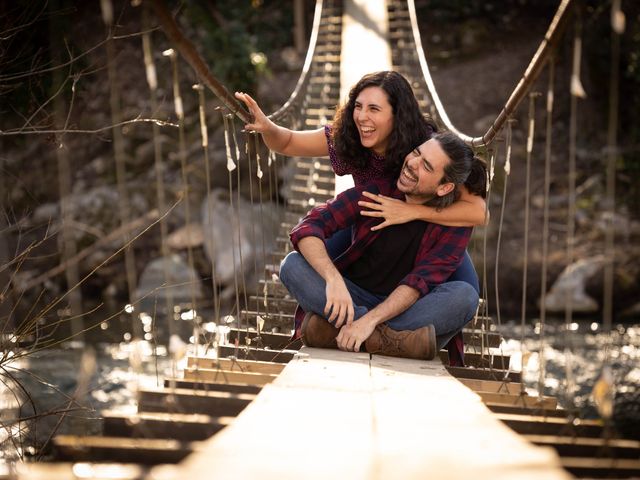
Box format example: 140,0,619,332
173,348,571,480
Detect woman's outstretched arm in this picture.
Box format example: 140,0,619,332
358,185,488,229
235,92,328,157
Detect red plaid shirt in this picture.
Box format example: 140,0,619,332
290,179,472,296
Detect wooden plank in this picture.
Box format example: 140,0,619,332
463,328,502,348
226,328,302,351
188,356,285,375
478,392,557,410
525,434,640,459
440,350,511,370
15,463,148,480
137,388,255,417
217,345,295,364
458,377,523,395
53,435,193,465
183,367,277,386
497,413,604,437
486,403,568,418
446,365,522,383
560,457,640,477
163,378,262,395
102,410,231,441
167,347,571,479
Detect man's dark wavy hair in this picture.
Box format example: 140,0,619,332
332,71,437,175
425,131,488,210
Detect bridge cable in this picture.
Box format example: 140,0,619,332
520,93,539,397
563,9,586,412
538,57,556,400
142,4,174,382
165,49,200,356
406,0,574,147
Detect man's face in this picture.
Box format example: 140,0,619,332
396,138,455,204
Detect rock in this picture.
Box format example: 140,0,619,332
167,223,205,249
543,256,605,313
201,189,281,289
32,203,60,224
133,254,204,311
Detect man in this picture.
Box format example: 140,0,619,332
279,132,484,360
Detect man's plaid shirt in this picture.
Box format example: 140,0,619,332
290,179,472,297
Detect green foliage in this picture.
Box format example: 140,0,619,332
581,1,640,217
182,0,295,93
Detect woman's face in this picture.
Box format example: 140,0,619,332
352,86,394,156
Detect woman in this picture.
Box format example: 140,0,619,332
235,71,486,229
236,71,485,364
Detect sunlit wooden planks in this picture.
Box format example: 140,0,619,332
137,387,255,417
216,345,295,363
187,356,285,375
167,347,571,479
53,435,195,465
183,367,277,386
102,410,232,441
497,412,604,437
14,463,148,480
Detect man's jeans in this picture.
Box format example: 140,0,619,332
279,252,479,350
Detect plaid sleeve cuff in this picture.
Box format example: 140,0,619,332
399,275,431,297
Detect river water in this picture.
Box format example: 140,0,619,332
1,316,639,463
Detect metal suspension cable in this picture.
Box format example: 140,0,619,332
269,0,324,122
406,0,574,147
494,121,514,330
142,5,174,352
538,58,555,400
520,93,538,396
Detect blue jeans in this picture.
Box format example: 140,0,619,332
326,228,479,294
279,251,479,350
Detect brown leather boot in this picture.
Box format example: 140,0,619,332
365,324,437,360
300,312,339,348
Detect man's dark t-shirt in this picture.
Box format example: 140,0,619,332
342,220,428,295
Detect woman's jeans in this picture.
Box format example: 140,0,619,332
280,251,479,350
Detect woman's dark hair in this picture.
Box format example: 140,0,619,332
332,71,437,175
426,131,488,210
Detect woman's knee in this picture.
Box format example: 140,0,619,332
460,282,480,318
448,281,480,318
448,251,479,294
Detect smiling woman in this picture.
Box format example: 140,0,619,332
235,70,486,228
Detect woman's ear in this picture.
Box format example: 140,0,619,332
436,182,455,197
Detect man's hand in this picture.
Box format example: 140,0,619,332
336,316,376,352
325,276,354,328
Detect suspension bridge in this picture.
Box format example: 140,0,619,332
1,0,638,478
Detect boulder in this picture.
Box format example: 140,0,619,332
200,189,281,290
543,256,605,313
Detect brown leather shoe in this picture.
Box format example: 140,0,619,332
300,312,339,349
365,324,437,360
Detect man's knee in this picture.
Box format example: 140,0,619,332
278,251,303,288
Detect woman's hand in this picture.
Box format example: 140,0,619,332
358,191,417,231
234,92,273,134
